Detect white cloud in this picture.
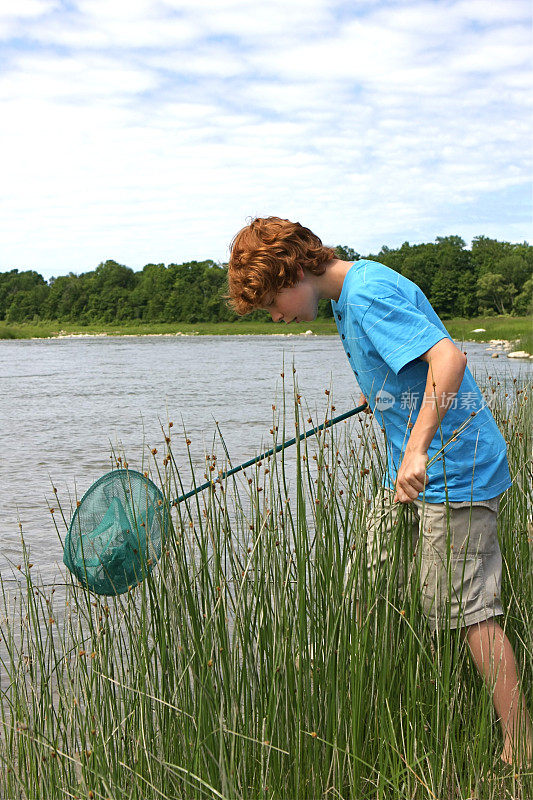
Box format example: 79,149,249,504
0,0,531,278
453,0,531,24
0,0,57,19
165,0,334,38
0,0,58,37
148,48,246,78
0,53,158,102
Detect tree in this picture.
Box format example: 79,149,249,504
471,236,512,275
513,278,533,315
0,236,530,324
401,249,437,298
85,260,137,322
335,245,360,261
0,269,48,319
493,254,530,291
455,271,479,317
45,273,89,320
132,263,172,321
476,273,516,315
5,283,48,322
430,271,457,317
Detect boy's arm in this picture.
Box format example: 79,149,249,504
394,338,467,503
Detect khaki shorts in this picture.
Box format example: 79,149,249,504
349,487,503,632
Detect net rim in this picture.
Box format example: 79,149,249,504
64,468,165,580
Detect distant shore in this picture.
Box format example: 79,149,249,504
1,315,532,355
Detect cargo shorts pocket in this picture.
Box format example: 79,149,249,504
364,489,418,595
416,503,503,631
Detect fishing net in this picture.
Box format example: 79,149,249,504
63,404,367,596
63,469,170,596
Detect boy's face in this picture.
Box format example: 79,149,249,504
262,267,319,324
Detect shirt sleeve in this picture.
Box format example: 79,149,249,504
359,292,448,374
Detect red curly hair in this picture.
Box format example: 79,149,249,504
227,217,336,315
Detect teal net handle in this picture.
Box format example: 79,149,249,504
174,402,368,504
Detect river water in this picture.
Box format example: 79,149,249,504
1,334,530,590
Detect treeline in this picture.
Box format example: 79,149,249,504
1,236,531,324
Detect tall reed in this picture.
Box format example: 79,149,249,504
0,376,531,799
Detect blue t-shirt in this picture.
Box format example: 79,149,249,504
332,260,511,502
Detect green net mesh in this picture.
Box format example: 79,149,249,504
63,469,169,595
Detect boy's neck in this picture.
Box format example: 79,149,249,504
315,259,354,303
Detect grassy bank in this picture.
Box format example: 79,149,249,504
0,315,531,351
1,379,531,799
0,320,337,339
444,315,533,354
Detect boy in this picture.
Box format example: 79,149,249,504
227,216,532,769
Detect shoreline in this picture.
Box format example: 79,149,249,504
3,330,532,358
1,318,532,357
38,329,318,339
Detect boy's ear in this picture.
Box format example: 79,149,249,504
296,265,305,281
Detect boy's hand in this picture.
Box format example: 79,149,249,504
359,393,371,413
394,449,429,503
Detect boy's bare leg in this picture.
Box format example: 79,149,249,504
461,618,533,766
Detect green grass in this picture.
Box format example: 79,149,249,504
0,319,338,339
1,315,532,352
0,380,532,798
444,315,533,354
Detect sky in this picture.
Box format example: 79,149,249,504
0,0,531,280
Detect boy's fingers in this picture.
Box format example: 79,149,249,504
395,473,428,502
395,489,415,503
399,475,426,494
